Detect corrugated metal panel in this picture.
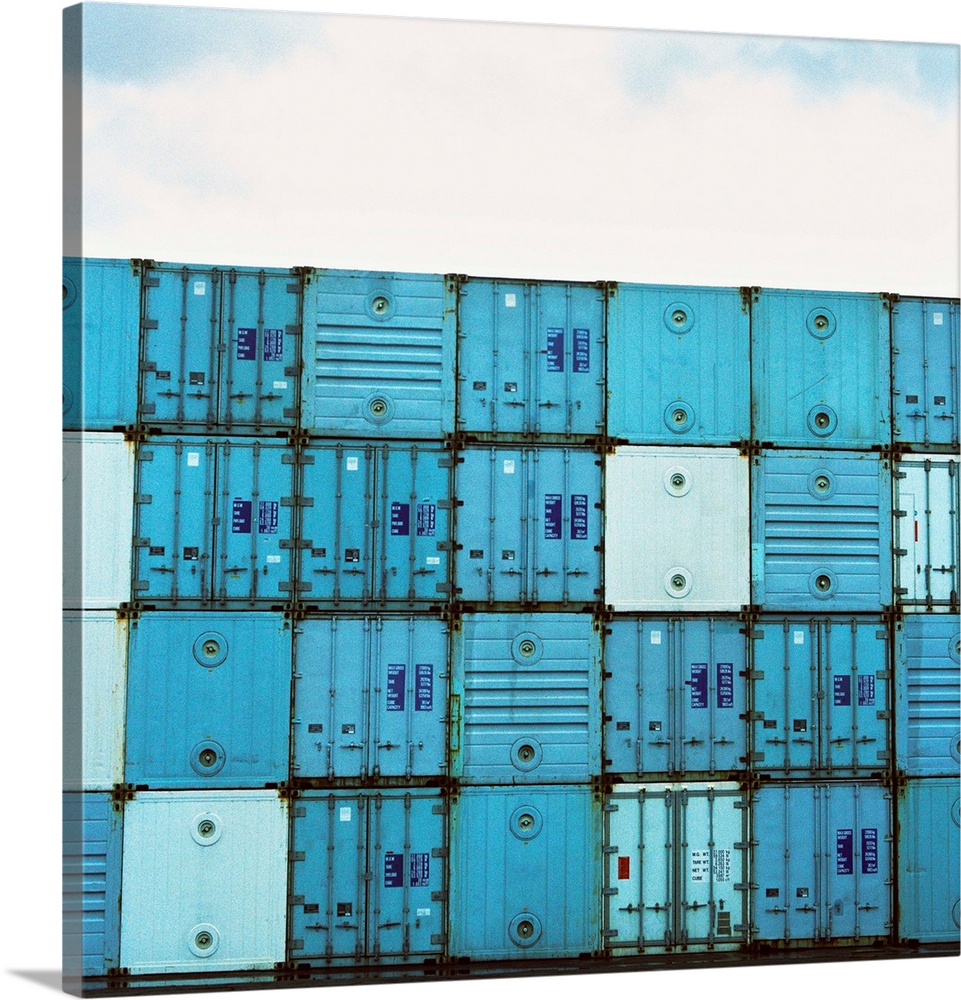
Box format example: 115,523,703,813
894,616,961,777
892,298,959,450
450,614,601,784
751,289,890,448
448,786,600,960
63,612,127,791
133,437,296,606
125,613,292,788
62,792,122,980
607,284,750,445
454,446,602,607
897,777,961,943
289,790,446,963
119,791,288,974
292,617,449,780
302,270,455,439
456,278,606,441
752,451,892,611
604,618,748,778
603,783,749,951
750,781,893,945
750,617,891,776
606,447,750,612
63,433,135,610
139,263,302,432
893,455,959,610
299,442,452,607
62,257,141,431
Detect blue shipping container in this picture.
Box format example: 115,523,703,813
894,615,961,777
606,284,750,445
892,297,959,451
604,617,748,778
302,270,456,439
63,257,141,431
125,613,292,788
289,789,446,963
292,616,449,780
751,289,890,448
450,614,602,784
752,450,892,611
448,786,600,960
456,277,606,441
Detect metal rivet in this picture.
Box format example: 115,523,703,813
198,820,216,838
815,574,831,592
671,473,686,489
199,749,217,767
518,813,534,831
815,475,830,492
517,744,535,763
516,920,534,939
370,397,388,416
673,408,687,424
195,932,213,950
518,639,536,657
202,639,220,658
814,314,829,331
672,309,687,326
372,296,389,314
814,412,830,429
671,574,686,590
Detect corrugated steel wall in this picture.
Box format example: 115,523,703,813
62,259,960,993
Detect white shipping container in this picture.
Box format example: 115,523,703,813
120,791,288,974
605,447,750,611
63,432,135,609
62,612,127,791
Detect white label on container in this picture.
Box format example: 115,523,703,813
933,312,944,325
346,456,359,471
193,281,206,295
712,848,732,883
505,293,516,307
273,380,288,389
793,631,805,645
266,554,281,564
339,807,351,822
416,908,431,917
426,556,441,565
650,630,662,645
691,849,710,882
187,452,200,467
503,459,515,474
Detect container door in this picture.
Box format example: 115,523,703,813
368,618,449,780
375,444,452,605
140,265,221,428
367,792,446,961
300,445,375,606
292,619,372,780
220,268,301,431
750,620,819,775
134,438,215,604
820,619,891,775
290,794,366,962
603,787,673,951
214,440,294,604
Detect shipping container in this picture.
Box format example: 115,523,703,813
751,450,892,612
63,792,122,983
132,437,297,606
119,791,288,974
602,782,749,953
750,289,890,448
299,442,453,608
62,257,141,431
893,454,959,610
893,615,961,777
450,614,601,784
606,447,750,612
289,789,446,964
125,613,292,788
63,433,135,610
139,262,302,432
454,446,602,607
603,618,748,778
750,781,894,946
292,617,449,781
63,612,127,792
606,284,750,445
302,270,456,440
749,617,891,777
896,776,961,943
892,297,959,451
448,785,600,960
455,277,606,441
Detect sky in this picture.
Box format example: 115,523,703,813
1,3,960,1000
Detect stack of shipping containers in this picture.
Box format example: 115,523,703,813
62,260,960,994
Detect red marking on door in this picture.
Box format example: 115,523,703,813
618,856,631,880
915,520,919,542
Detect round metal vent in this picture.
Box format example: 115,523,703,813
806,307,837,340
952,732,961,765
664,466,692,498
511,632,544,665
365,289,396,321
510,736,543,772
188,923,220,958
664,567,693,599
663,400,694,434
508,912,543,948
193,631,228,668
950,634,960,665
807,404,838,438
663,302,694,334
808,568,838,600
190,740,227,777
63,276,77,310
190,812,224,846
63,384,74,416
509,805,543,841
363,391,396,425
807,469,837,499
